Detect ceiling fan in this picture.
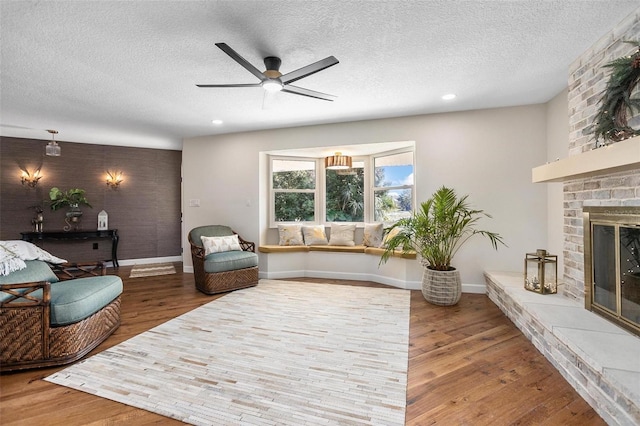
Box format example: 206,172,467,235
197,43,339,101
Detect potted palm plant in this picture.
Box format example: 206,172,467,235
49,187,92,230
381,186,505,306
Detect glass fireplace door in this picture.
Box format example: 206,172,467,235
592,224,617,313
619,226,640,325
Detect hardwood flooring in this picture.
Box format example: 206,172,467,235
0,266,605,425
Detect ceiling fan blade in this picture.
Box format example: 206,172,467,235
196,83,262,88
282,85,336,101
215,42,266,82
280,56,339,85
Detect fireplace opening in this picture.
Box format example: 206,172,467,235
584,206,640,337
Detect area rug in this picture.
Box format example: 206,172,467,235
129,262,176,278
46,280,410,425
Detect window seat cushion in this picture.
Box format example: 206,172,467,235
258,245,415,259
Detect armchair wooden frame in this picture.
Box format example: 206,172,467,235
0,262,121,373
188,228,258,295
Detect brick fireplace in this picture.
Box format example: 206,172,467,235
562,13,640,304
487,9,640,426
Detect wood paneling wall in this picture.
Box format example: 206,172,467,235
0,137,182,263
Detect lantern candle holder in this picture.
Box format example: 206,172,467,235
524,249,558,294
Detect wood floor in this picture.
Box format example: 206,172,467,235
0,265,605,425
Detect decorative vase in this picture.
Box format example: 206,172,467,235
421,264,462,306
64,204,83,231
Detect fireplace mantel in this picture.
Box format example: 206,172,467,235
532,135,640,183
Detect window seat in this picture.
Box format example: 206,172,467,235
258,245,416,258
257,245,420,289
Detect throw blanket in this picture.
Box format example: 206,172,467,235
0,240,67,276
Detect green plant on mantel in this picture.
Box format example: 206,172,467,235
49,187,92,211
592,40,640,143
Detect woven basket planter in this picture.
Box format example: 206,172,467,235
421,266,462,306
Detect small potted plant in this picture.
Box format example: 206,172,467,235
380,186,505,306
49,187,92,230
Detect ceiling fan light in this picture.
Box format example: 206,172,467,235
262,79,283,92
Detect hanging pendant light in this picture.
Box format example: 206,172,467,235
325,152,352,170
45,129,61,156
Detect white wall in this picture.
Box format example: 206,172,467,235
183,104,548,287
545,89,569,277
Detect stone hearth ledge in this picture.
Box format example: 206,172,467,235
484,271,639,426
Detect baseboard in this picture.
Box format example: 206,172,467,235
259,269,421,290
260,269,485,293
111,256,183,268
462,283,487,294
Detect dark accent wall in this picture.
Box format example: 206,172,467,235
0,137,182,263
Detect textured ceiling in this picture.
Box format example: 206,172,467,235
1,1,638,151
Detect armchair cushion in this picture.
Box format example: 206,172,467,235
204,251,258,274
49,275,123,326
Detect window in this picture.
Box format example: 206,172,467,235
272,159,316,222
325,161,364,222
269,146,414,226
373,151,414,222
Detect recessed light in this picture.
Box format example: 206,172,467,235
441,94,456,100
211,119,223,125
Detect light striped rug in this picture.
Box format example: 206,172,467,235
129,262,176,278
46,280,410,425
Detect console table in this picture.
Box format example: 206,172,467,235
21,229,119,267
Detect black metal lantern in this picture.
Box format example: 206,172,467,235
524,249,558,294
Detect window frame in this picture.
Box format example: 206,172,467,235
269,147,415,227
270,156,319,225
371,149,415,224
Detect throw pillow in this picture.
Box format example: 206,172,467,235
382,226,401,247
363,223,384,247
0,240,67,266
0,260,59,284
201,235,242,255
328,223,356,246
302,225,328,245
278,224,304,246
0,244,26,276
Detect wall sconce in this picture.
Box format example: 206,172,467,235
106,171,123,189
325,152,352,170
20,168,43,188
45,129,61,157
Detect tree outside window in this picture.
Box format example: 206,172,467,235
374,152,414,222
325,161,364,222
272,159,315,222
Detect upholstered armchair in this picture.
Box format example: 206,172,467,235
0,261,122,372
188,225,258,294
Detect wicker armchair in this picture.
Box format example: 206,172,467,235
188,225,258,294
0,261,122,372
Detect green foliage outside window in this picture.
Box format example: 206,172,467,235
273,170,315,190
273,169,316,221
274,192,315,222
325,168,364,222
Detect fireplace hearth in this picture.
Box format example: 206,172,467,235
583,206,640,337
